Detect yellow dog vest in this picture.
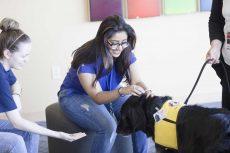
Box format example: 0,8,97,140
154,101,184,150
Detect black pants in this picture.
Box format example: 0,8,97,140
212,55,230,110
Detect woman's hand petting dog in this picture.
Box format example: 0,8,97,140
119,85,145,96
119,85,154,97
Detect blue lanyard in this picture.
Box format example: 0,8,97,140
106,68,115,115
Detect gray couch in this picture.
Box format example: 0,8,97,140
45,103,133,153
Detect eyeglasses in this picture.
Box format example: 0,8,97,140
107,40,129,50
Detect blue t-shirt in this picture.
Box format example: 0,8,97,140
0,63,17,113
60,52,137,95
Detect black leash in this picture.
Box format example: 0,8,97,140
184,59,230,105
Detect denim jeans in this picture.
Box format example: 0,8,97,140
0,132,27,153
58,89,147,153
0,120,39,153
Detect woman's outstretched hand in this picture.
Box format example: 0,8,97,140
58,132,86,142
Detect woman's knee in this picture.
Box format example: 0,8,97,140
1,133,27,153
105,121,117,134
11,134,26,149
60,95,117,135
96,117,117,135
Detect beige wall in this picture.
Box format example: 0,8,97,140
0,0,221,120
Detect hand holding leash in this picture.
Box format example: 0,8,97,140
206,40,222,64
206,46,221,64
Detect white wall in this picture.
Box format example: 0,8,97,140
131,13,221,104
0,0,221,120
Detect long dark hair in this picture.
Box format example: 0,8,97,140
71,15,136,86
0,18,31,58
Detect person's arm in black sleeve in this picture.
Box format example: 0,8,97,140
206,0,225,64
209,0,225,43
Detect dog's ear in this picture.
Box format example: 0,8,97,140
117,95,148,135
145,96,163,111
117,96,138,135
147,96,172,110
117,113,133,135
151,96,162,105
160,96,172,103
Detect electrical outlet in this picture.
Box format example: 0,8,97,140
51,65,61,80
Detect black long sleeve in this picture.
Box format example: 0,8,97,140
208,0,225,43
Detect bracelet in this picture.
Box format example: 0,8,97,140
118,87,125,97
12,93,21,97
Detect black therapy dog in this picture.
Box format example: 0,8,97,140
117,95,230,153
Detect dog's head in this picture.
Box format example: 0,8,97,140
117,95,172,136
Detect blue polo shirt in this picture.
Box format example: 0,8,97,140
59,52,137,96
0,63,17,113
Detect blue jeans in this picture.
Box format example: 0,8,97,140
0,132,27,153
0,120,39,153
58,89,147,153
